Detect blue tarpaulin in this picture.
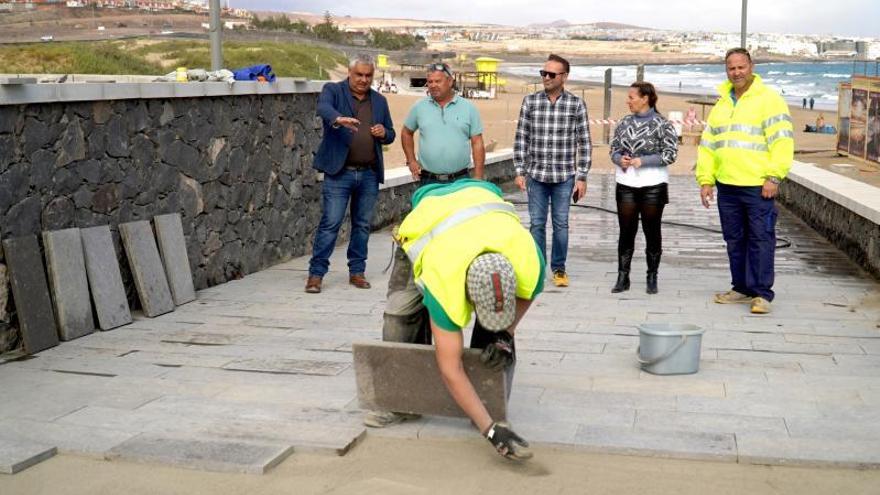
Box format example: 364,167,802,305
232,64,276,82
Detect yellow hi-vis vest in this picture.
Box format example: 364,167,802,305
696,74,794,187
397,181,544,331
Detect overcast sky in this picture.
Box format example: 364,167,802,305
231,0,878,38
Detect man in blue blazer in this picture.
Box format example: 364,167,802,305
306,54,396,293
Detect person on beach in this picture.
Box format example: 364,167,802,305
802,97,807,109
402,62,486,185
696,48,794,314
809,97,815,110
369,179,542,461
609,82,678,295
514,53,592,288
305,54,395,294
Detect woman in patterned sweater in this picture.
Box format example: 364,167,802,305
609,82,678,294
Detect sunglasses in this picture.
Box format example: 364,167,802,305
429,63,453,78
540,70,566,79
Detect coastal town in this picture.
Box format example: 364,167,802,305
1,0,879,61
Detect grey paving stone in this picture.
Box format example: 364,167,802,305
42,228,95,341
634,409,788,436
81,225,132,330
736,434,880,468
106,434,293,474
0,419,134,457
0,437,57,474
154,213,196,306
354,341,511,420
2,235,60,354
119,220,174,317
222,357,349,376
207,419,366,456
572,425,737,461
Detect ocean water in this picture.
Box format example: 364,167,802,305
505,61,861,111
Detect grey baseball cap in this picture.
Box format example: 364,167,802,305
466,253,516,332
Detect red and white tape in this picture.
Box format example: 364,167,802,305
587,118,707,126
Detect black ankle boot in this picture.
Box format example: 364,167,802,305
611,250,633,293
646,251,661,294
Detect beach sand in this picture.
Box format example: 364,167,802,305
380,74,878,186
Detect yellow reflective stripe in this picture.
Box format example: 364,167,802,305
766,129,794,145
714,140,769,152
762,114,793,128
700,139,769,152
405,202,516,263
709,124,764,136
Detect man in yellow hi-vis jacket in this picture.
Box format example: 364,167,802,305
696,48,794,315
365,179,544,461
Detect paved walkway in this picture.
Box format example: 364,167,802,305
1,175,879,473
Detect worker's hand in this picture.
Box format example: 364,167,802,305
335,116,360,132
479,331,515,371
573,179,587,203
484,422,533,461
407,160,421,180
700,184,715,209
514,175,526,191
620,155,631,169
370,124,386,139
630,157,643,168
761,180,779,199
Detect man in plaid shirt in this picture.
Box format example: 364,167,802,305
514,54,592,287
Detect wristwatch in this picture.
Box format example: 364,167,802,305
765,176,782,185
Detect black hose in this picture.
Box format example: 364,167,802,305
506,200,793,249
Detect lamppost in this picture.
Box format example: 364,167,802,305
209,0,222,71
740,0,748,49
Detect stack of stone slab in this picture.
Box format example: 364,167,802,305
1,213,195,358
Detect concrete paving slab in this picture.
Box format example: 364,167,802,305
736,434,880,469
222,357,349,376
0,437,56,474
42,228,95,341
119,220,174,318
354,341,511,420
1,176,878,470
2,235,60,354
81,225,132,330
154,213,196,306
0,419,134,457
572,425,737,462
107,434,293,474
634,409,788,436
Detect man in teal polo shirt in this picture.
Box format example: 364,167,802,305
401,63,486,185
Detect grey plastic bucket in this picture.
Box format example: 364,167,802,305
637,323,705,375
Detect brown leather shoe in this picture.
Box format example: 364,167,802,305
349,273,371,289
305,276,322,294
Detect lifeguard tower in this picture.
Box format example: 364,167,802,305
455,56,506,99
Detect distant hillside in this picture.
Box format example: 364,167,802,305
527,20,653,31
526,20,571,29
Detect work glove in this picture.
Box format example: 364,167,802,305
479,331,515,371
484,421,533,461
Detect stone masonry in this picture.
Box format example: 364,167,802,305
0,89,517,354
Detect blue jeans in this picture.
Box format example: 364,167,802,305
526,176,574,273
716,182,777,301
308,168,379,278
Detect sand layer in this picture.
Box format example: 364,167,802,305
2,437,879,494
